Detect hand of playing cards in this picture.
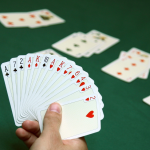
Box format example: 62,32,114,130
0,9,65,28
102,47,150,82
52,30,120,58
1,53,104,140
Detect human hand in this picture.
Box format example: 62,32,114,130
16,103,88,150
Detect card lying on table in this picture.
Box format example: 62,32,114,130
0,9,65,28
52,30,120,58
143,95,150,105
1,52,104,139
102,47,150,82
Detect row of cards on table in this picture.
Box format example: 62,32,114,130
52,30,120,58
1,53,104,140
0,9,65,28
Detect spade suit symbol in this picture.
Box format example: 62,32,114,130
13,68,17,72
5,73,9,77
43,63,46,67
20,65,23,69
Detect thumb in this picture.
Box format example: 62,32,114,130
41,103,62,143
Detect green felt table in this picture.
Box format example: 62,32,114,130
0,0,150,149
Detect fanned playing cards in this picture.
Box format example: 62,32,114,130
1,52,104,139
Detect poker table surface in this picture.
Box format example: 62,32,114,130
0,0,150,149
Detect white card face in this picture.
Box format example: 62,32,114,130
22,56,69,118
33,81,98,118
101,55,150,82
27,54,53,101
17,55,25,121
23,54,43,103
26,56,61,104
52,33,82,58
87,30,120,54
38,96,100,140
1,62,18,125
75,32,101,57
119,50,149,79
0,13,32,27
28,62,80,118
34,49,63,57
10,58,18,120
28,9,65,28
143,95,150,105
20,54,35,118
52,32,100,58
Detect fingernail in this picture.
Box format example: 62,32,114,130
49,103,62,114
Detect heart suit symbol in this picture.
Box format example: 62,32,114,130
64,70,67,74
81,88,85,91
50,65,53,68
76,79,80,83
79,82,85,87
85,98,89,101
71,75,75,79
86,111,94,118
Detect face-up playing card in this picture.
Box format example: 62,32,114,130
38,95,100,140
28,9,65,28
101,53,150,82
0,13,32,28
1,62,18,125
52,32,100,58
87,30,120,54
0,9,65,28
119,50,149,79
34,49,63,57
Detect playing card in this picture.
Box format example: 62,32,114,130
0,13,32,28
19,54,35,120
52,32,100,58
87,30,120,54
28,9,65,28
9,58,19,123
17,55,25,122
1,62,19,126
35,49,62,57
119,51,149,79
143,95,150,105
101,53,150,82
37,95,100,139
